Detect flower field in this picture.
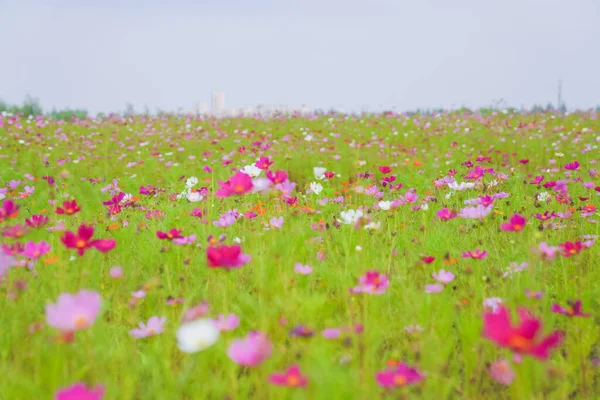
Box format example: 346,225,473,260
0,110,599,399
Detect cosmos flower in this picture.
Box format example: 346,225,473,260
500,214,527,232
351,270,389,294
437,208,457,221
215,171,254,198
61,225,116,256
309,182,323,195
46,290,102,333
54,383,105,400
266,170,288,184
462,249,487,259
207,244,251,269
212,314,240,332
269,365,308,388
338,209,364,225
489,359,515,386
375,363,425,388
129,316,166,339
551,300,591,317
482,306,563,360
25,214,49,228
56,200,81,216
177,319,220,353
227,331,272,366
0,199,20,223
22,240,52,259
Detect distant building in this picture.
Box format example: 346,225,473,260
211,91,225,115
195,101,208,115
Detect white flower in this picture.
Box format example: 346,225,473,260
554,152,564,158
186,176,199,188
304,135,313,142
186,191,203,202
364,221,381,230
240,164,262,178
0,193,5,201
537,192,550,202
378,201,391,211
309,182,323,195
420,203,429,211
357,160,367,166
448,181,475,191
233,237,245,244
355,245,363,251
251,177,272,193
338,209,364,225
176,189,189,200
444,192,453,200
120,193,133,204
487,179,499,188
313,167,327,180
176,319,220,354
483,297,503,312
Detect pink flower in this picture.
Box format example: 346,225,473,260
321,328,343,339
109,266,123,279
351,270,389,294
436,208,457,221
173,234,197,245
54,382,105,400
129,316,166,339
269,365,308,388
22,240,52,259
559,241,585,257
537,242,558,260
432,269,455,284
227,331,272,366
215,171,254,198
462,249,488,259
46,290,102,332
266,170,288,184
482,306,563,360
0,253,15,280
269,216,284,229
489,359,515,386
182,301,210,322
551,300,591,317
294,263,313,275
0,199,20,223
213,314,240,331
207,244,251,269
500,214,527,232
530,175,544,185
425,284,444,293
375,362,425,388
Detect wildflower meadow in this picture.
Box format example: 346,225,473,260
0,110,599,399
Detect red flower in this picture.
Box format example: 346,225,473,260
421,256,435,264
269,365,308,388
207,244,251,269
61,224,116,256
483,306,563,360
378,166,391,174
56,200,81,216
156,229,183,241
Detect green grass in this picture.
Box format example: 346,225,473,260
0,111,599,399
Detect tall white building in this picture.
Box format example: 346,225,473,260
195,101,209,115
211,91,225,115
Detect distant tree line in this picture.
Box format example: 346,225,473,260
0,95,88,121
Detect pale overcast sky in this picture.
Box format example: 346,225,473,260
0,0,598,113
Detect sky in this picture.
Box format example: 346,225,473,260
1,0,599,114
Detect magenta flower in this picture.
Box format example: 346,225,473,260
213,314,240,331
564,161,580,171
156,228,183,241
351,270,390,294
375,362,425,388
54,382,105,400
551,300,591,317
129,316,166,339
462,249,488,259
173,234,197,245
46,290,102,332
269,365,308,388
61,224,116,256
436,208,457,221
266,170,288,184
500,214,527,232
0,199,20,223
227,331,272,366
256,156,273,170
489,359,515,386
294,263,313,275
22,240,52,259
483,306,563,360
25,214,49,228
207,244,251,269
530,175,544,185
215,171,254,198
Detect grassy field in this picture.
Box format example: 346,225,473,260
0,110,599,399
